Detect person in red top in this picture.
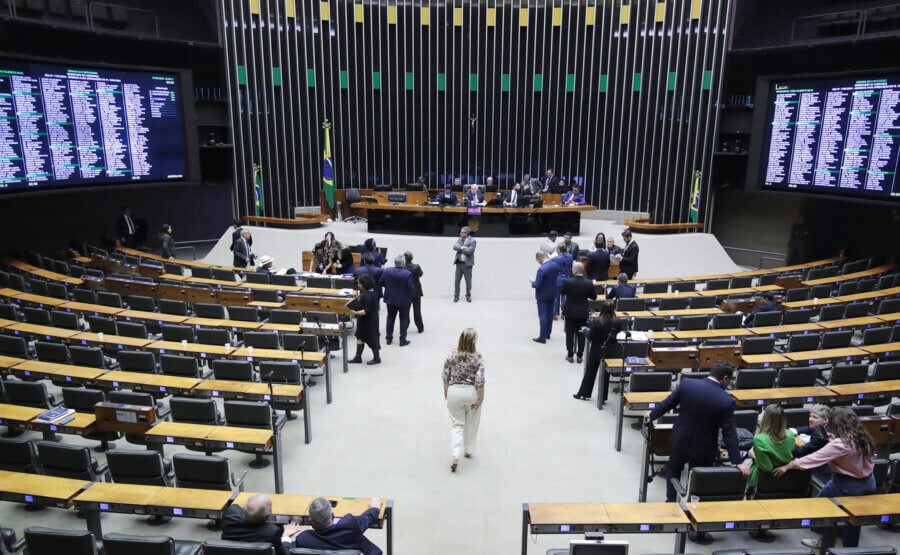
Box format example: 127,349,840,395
773,407,876,548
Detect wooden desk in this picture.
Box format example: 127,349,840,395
60,301,124,316
783,347,868,365
0,470,90,508
877,312,900,325
0,403,44,423
72,331,152,350
783,298,843,310
597,357,656,411
637,291,699,300
688,497,845,532
740,353,790,368
94,370,157,389
816,316,884,330
802,264,896,287
8,292,66,308
730,386,836,408
827,379,900,403
139,374,202,396
522,502,689,555
10,360,107,384
860,342,900,360
624,391,671,410
26,411,97,437
7,321,79,341
0,288,21,299
0,355,27,370
116,309,189,325
651,308,724,318
834,493,900,526
836,286,900,303
697,286,760,297
183,317,263,331
230,346,331,403
146,487,233,518
671,328,752,341
146,340,233,359
749,323,824,337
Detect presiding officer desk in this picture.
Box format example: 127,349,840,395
0,470,396,555
522,494,900,555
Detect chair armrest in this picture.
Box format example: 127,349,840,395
669,477,687,499
8,538,26,553
273,413,287,431
48,394,63,407
232,469,249,492
92,460,111,481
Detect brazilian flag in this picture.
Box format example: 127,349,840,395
689,171,701,223
253,164,265,216
322,120,335,209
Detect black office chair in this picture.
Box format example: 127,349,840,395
877,298,900,315
729,276,753,289
103,532,203,555
223,400,279,468
163,262,185,275
782,408,810,429
117,350,158,373
307,276,333,289
258,361,306,420
784,333,820,353
711,314,742,329
733,410,760,434
212,359,255,381
783,288,809,302
747,469,813,541
809,284,833,299
244,272,270,285
749,311,782,328
270,274,297,287
807,266,839,280
856,278,877,293
860,326,891,346
97,291,124,308
24,527,99,555
21,307,51,325
117,321,149,339
782,309,815,325
0,437,40,473
269,309,302,325
124,295,155,312
173,453,247,491
61,387,119,452
632,317,665,332
200,539,274,555
824,548,897,555
243,331,280,349
158,299,189,316
194,303,227,319
50,310,81,330
161,324,196,343
197,328,233,346
212,268,237,282
160,354,208,378
0,303,18,321
820,330,853,349
676,315,709,331
70,345,113,369
86,315,118,335
72,288,97,304
36,441,110,481
6,273,26,291
817,304,846,321
4,380,61,409
671,467,746,544
689,296,718,309
614,298,645,312
642,282,669,294
0,335,29,358
106,449,175,524
228,306,259,322
823,364,869,385
46,282,69,300
251,289,280,304
872,361,900,381
836,281,859,296
844,302,871,318
659,297,690,311
34,340,70,364
344,187,367,223
305,311,340,325
741,336,776,355
734,369,777,389
705,279,731,291
776,367,819,387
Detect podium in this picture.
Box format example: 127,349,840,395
94,402,157,434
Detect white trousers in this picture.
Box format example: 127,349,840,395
447,384,481,459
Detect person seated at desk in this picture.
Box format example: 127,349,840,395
738,404,794,492
258,254,295,276
294,497,383,555
503,182,524,207
436,184,459,206
606,273,636,300
743,292,782,326
222,494,300,555
606,237,622,256
562,184,586,206
790,403,832,482
464,184,485,206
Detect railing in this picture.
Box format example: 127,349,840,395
722,245,786,270
791,4,900,44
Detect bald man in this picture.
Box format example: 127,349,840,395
222,494,300,555
560,261,596,363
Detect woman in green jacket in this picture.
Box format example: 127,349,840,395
739,404,795,491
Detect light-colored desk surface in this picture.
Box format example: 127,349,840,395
206,426,272,448
689,500,770,524
0,355,27,368
184,317,262,330
877,312,900,323
10,292,66,307
527,502,689,526
142,374,202,390
0,288,22,299
672,328,753,339
75,482,163,505
730,386,836,403
802,265,897,287
827,379,900,397
146,487,233,511
783,298,842,309
836,286,900,303
0,318,16,329
0,403,44,421
758,497,848,520
783,347,867,363
816,317,884,330
624,391,671,407
860,342,900,356
72,331,153,349
13,360,107,380
651,308,724,317
605,358,655,369
158,274,188,281
696,287,759,297
230,347,326,365
186,277,300,293
259,322,346,335
146,340,233,357
740,353,790,366
193,380,255,394
247,301,286,308
835,493,900,523
637,291,699,299
604,502,690,525
749,323,824,336
60,301,124,316
0,470,89,502
95,370,156,385
234,491,313,516
146,421,218,440
7,322,79,339
117,310,189,324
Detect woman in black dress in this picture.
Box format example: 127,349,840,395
573,301,625,401
159,224,176,260
349,273,381,365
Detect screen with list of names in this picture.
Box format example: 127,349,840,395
761,75,900,201
0,58,187,193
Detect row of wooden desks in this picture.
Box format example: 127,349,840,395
0,470,394,554
522,493,900,555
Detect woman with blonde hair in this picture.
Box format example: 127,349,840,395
442,328,485,473
738,404,794,491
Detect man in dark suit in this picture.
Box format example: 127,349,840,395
232,228,255,268
606,273,636,300
463,184,485,206
295,497,383,555
560,262,595,363
503,182,524,207
645,362,747,502
585,245,610,282
541,167,559,192
222,494,300,555
380,255,414,346
404,250,425,333
355,253,384,298
116,206,139,248
531,251,558,343
616,229,639,278
743,292,782,326
436,184,459,205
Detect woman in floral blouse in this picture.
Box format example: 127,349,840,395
442,328,485,473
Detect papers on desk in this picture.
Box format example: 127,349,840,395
36,407,75,423
618,331,650,341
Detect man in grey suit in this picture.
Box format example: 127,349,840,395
452,226,476,303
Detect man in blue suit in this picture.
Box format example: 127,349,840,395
295,497,383,555
606,273,637,300
531,251,558,343
645,362,747,502
355,253,384,298
380,255,415,346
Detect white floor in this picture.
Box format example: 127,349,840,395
2,219,896,554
